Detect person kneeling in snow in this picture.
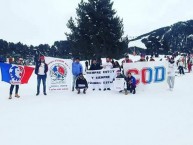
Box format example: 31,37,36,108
76,73,88,94
125,73,136,94
114,70,128,95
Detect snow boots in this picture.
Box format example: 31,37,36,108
77,88,86,94
9,94,20,99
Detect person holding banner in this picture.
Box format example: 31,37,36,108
114,70,128,95
102,57,113,91
150,56,155,61
9,58,24,99
72,57,83,91
89,59,102,91
102,57,113,69
113,61,121,70
125,72,136,94
76,73,88,94
121,55,133,68
89,59,101,70
138,53,146,62
167,57,176,91
35,56,48,96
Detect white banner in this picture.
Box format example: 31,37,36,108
113,78,127,91
45,57,72,92
86,68,119,90
123,61,168,91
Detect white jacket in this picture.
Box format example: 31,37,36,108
103,62,113,69
168,61,176,77
178,61,184,67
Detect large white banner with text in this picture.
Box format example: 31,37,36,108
86,68,119,90
45,57,72,92
123,61,168,91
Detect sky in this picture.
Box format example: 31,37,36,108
0,0,193,46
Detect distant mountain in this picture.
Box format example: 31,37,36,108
128,20,193,55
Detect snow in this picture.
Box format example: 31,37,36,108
188,34,193,39
129,39,147,49
1,57,193,145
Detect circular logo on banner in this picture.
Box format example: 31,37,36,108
50,63,67,83
9,65,25,84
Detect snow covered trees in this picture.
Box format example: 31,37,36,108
66,0,128,59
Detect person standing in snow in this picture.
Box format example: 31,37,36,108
89,59,102,91
149,56,155,61
102,57,113,91
85,61,89,71
138,53,146,62
89,59,102,70
167,57,176,91
187,56,192,73
102,57,113,69
35,56,48,96
9,58,24,99
146,56,149,61
178,59,185,75
121,55,133,68
113,61,121,70
72,57,83,91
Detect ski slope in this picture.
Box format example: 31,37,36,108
0,57,193,145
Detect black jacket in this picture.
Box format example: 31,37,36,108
76,76,88,89
89,63,102,70
116,74,126,79
35,61,48,75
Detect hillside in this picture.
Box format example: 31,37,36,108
129,20,193,55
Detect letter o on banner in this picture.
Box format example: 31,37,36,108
141,67,153,84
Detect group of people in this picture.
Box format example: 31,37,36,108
8,56,48,99
6,53,187,99
72,55,138,95
168,54,193,75
166,54,193,91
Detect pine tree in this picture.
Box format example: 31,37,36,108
66,0,128,59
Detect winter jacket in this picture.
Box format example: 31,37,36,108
122,59,133,63
178,61,184,67
138,59,146,62
113,64,121,70
102,62,113,69
150,58,155,61
76,76,88,89
126,76,136,87
35,61,48,76
116,74,126,79
89,63,102,70
72,62,83,76
168,60,176,77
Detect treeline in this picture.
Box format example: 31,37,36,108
0,39,71,59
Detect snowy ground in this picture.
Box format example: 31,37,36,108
1,56,193,145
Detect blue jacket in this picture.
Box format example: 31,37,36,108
72,62,83,76
126,76,136,87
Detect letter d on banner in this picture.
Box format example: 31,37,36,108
154,66,166,83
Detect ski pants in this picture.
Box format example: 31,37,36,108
167,76,175,89
10,85,19,95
